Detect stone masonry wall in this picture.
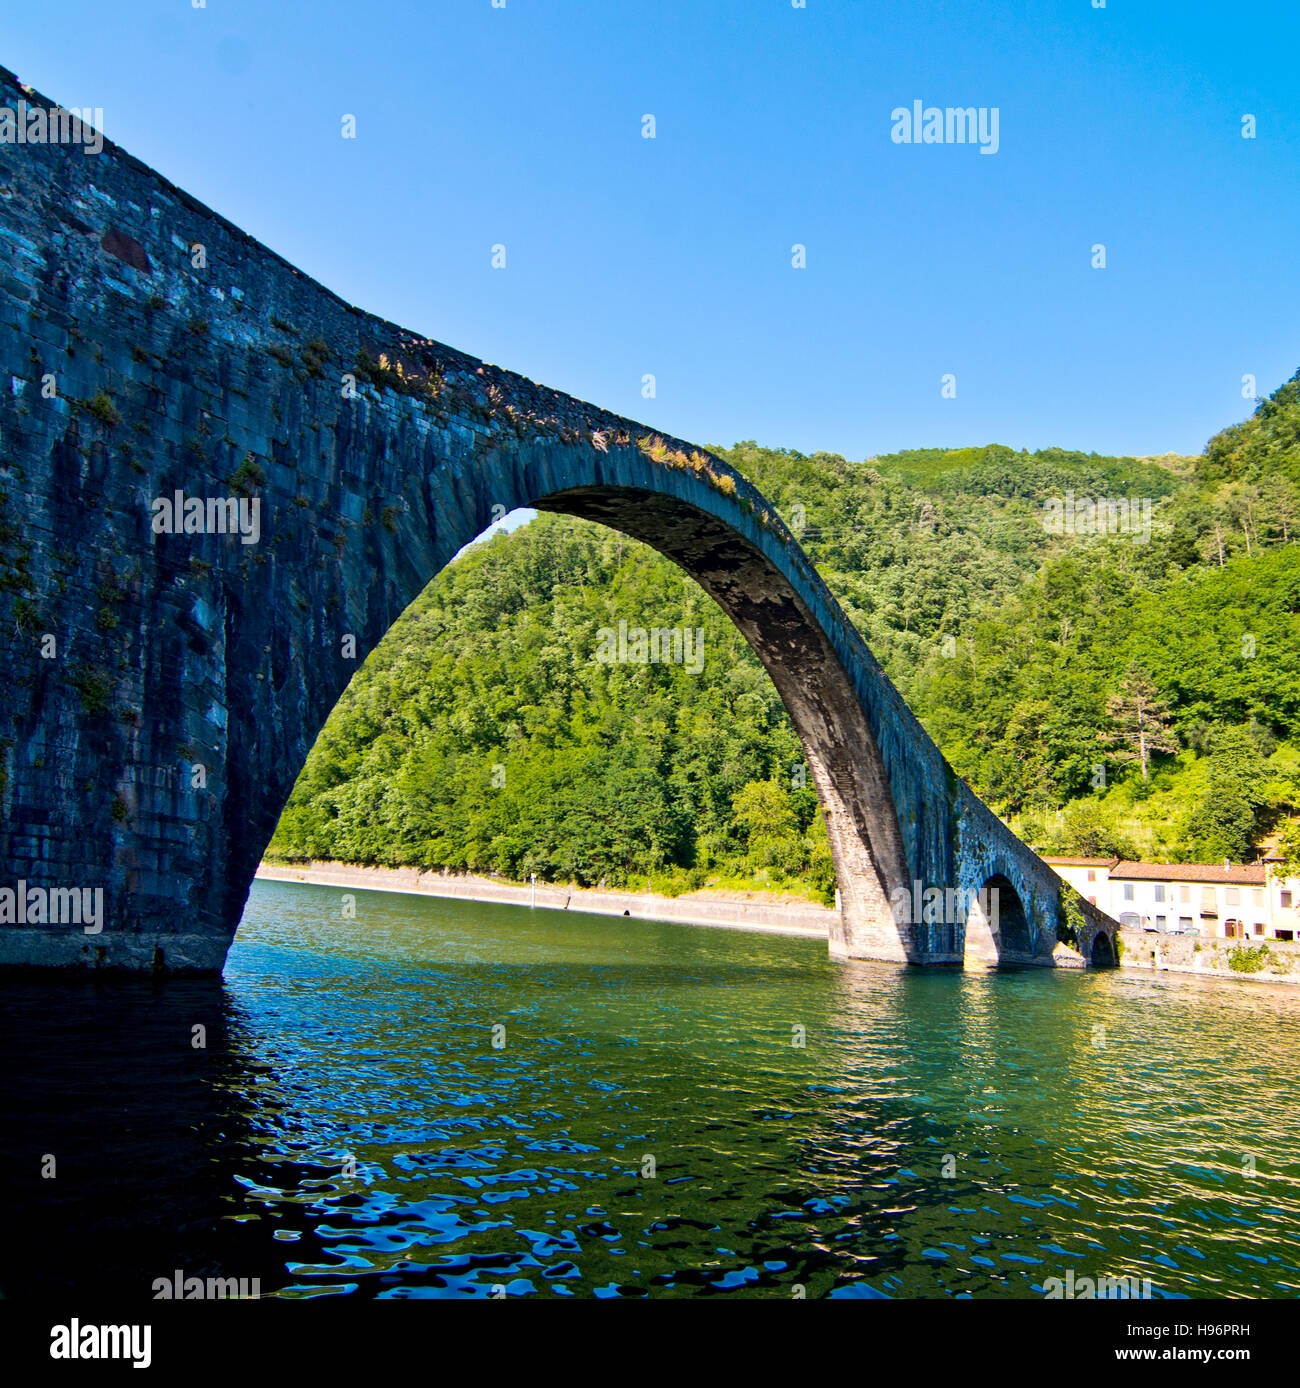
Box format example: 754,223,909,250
1119,929,1300,984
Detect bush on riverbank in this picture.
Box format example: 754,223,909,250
1228,943,1270,973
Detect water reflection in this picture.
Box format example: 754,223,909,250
2,880,1298,1300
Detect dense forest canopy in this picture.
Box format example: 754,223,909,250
269,371,1300,897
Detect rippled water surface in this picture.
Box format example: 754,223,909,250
5,878,1300,1299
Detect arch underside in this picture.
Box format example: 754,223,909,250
961,873,1039,970
535,486,916,962
1091,930,1116,965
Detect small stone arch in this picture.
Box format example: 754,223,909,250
962,872,1037,970
1090,928,1117,967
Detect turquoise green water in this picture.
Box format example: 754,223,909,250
6,877,1300,1299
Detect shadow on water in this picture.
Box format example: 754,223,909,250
0,977,344,1300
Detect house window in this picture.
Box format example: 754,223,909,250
1277,930,1295,943
1123,883,1134,902
1202,887,1217,908
1179,917,1193,931
1283,891,1294,909
1154,884,1166,903
1253,889,1265,908
1156,915,1166,929
1226,887,1239,906
1087,870,1097,883
1179,885,1191,904
1254,922,1266,937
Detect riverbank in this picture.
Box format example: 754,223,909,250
252,867,1300,983
255,861,834,938
1118,927,1300,986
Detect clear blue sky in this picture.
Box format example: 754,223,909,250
4,0,1298,459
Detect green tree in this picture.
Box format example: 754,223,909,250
1180,726,1268,862
730,779,795,835
1272,818,1300,878
1050,801,1136,860
730,779,802,873
1101,666,1179,780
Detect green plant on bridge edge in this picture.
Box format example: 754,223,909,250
1056,882,1086,949
81,391,121,429
230,456,266,496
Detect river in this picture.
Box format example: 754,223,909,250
4,877,1298,1300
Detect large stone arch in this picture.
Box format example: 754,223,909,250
0,65,1121,973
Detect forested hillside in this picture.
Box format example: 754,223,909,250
269,372,1300,898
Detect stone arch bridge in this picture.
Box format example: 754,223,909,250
0,68,1118,974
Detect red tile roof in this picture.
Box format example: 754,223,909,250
1110,861,1267,885
1043,856,1119,867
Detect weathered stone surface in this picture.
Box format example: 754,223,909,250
0,66,1119,974
1051,941,1088,970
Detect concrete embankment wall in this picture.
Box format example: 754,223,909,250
1119,928,1300,985
255,862,834,937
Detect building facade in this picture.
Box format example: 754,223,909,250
1043,857,1299,942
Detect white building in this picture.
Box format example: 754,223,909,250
1043,857,1298,942
1041,856,1116,908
